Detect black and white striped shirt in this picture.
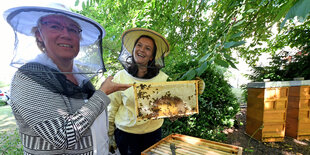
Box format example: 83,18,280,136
10,62,110,155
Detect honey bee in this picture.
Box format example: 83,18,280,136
140,84,147,90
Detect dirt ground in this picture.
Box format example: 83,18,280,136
224,107,310,155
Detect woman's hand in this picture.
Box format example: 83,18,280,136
99,76,131,95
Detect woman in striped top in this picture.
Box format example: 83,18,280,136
4,3,130,155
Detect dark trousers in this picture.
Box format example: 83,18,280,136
114,128,162,155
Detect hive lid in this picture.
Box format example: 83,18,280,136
247,80,310,88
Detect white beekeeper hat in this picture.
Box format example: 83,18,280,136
3,3,106,77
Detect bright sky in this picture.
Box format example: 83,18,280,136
0,0,83,84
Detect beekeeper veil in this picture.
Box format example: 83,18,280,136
118,28,170,78
3,3,106,80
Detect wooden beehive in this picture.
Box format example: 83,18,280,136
286,85,310,140
246,85,289,142
133,80,199,120
141,134,243,155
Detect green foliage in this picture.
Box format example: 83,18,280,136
281,0,310,29
231,87,247,105
248,20,310,81
220,0,309,66
74,0,251,76
0,129,23,154
248,53,287,82
0,102,6,106
240,84,248,106
74,0,308,142
162,61,239,141
74,0,310,77
249,50,310,82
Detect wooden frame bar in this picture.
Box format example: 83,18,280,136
133,80,199,120
141,134,243,155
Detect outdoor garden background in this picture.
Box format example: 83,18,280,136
0,0,309,154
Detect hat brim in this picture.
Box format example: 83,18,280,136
3,5,105,46
122,28,170,60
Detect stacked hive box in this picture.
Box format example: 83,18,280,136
286,80,310,140
246,81,290,142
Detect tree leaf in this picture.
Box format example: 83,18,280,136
223,42,235,49
230,32,243,39
231,41,246,48
196,61,208,76
199,53,212,63
281,0,310,29
227,59,237,69
180,69,196,80
233,19,245,27
224,53,233,60
214,58,229,68
209,57,215,64
274,1,294,22
75,0,80,6
224,41,246,49
247,9,257,13
82,1,86,9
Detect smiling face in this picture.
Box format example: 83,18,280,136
35,15,81,63
133,37,155,67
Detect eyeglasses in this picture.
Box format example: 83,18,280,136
41,21,82,36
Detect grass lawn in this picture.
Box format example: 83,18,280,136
0,105,22,154
0,105,17,132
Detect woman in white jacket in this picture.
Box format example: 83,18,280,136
4,3,130,155
108,28,170,155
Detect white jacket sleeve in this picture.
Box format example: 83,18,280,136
108,91,122,136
